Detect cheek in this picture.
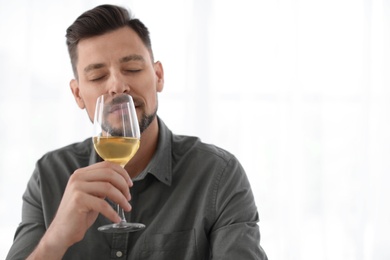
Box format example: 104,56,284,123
79,90,98,112
81,97,97,122
145,94,159,115
85,106,95,123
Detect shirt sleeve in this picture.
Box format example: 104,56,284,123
6,169,46,260
209,157,268,260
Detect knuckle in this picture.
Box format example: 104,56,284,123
72,191,84,204
99,200,115,215
103,182,113,192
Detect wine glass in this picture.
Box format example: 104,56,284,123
92,93,145,233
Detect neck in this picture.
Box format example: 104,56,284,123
124,117,159,179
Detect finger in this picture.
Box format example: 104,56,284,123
85,194,123,223
71,163,132,198
90,169,132,201
88,161,133,186
73,162,133,187
79,182,131,211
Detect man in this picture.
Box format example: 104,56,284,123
7,4,267,259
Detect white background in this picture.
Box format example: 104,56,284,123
1,0,390,259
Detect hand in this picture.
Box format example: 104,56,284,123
28,161,132,259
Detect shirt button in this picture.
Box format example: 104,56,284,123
116,251,123,257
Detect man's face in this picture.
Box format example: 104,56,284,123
70,26,164,132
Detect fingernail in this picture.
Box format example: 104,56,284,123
125,202,132,212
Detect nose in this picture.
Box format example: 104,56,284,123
108,72,130,95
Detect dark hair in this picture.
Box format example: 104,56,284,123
65,4,153,78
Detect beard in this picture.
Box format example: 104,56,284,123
139,105,157,134
97,94,158,136
107,105,157,136
102,110,156,137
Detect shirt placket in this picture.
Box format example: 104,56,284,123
110,233,129,259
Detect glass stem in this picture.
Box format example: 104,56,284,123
118,205,127,223
117,165,128,223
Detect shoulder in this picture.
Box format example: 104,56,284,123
36,138,92,175
39,138,91,160
159,118,234,164
171,134,243,179
172,134,235,163
23,139,93,204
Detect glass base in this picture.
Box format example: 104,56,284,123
98,222,146,233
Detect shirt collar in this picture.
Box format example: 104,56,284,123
89,116,172,186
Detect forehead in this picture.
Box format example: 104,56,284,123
76,27,151,67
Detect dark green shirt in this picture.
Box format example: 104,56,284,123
7,119,267,260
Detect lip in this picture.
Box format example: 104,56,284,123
109,104,124,113
133,101,143,109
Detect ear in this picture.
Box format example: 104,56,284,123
154,61,164,93
70,79,85,109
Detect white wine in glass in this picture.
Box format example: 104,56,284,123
92,93,145,233
93,136,140,166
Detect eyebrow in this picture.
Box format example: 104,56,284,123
84,63,105,73
83,54,145,73
120,54,145,63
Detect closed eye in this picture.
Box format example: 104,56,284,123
90,75,106,82
125,69,141,73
